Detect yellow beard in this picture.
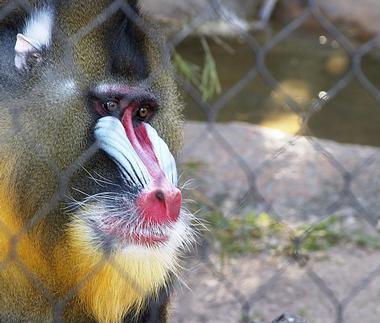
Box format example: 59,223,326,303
57,216,179,323
0,186,179,323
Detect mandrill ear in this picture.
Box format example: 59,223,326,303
14,34,41,71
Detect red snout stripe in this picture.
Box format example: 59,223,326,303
121,107,182,224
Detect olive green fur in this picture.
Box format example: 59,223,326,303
0,1,183,322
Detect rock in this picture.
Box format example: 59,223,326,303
141,0,380,36
140,0,262,36
141,0,258,20
318,0,380,35
181,122,380,223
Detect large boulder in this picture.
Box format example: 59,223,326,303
181,122,380,223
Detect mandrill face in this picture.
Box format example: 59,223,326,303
84,85,185,250
0,1,194,322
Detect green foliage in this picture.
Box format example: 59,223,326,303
203,210,380,259
296,216,380,253
173,52,200,86
199,38,222,101
355,234,380,249
207,212,282,258
298,216,343,252
179,163,380,260
173,37,221,101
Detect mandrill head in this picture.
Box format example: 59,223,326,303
0,0,194,322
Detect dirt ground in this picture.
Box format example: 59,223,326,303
171,247,380,323
172,122,380,323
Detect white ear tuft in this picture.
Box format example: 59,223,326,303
23,7,54,48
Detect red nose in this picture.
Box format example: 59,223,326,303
137,187,182,224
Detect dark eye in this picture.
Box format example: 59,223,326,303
136,104,150,119
27,51,43,68
103,100,119,113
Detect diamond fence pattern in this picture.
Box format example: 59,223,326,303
0,0,379,322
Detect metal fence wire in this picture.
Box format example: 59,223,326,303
0,0,380,322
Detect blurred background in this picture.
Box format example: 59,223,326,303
1,0,379,322
141,1,380,322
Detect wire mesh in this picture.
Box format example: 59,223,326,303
0,0,379,322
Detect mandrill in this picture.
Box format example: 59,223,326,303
0,0,194,322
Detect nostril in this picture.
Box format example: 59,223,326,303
137,188,182,224
173,191,181,203
155,190,165,201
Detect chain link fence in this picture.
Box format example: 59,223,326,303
0,0,380,322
